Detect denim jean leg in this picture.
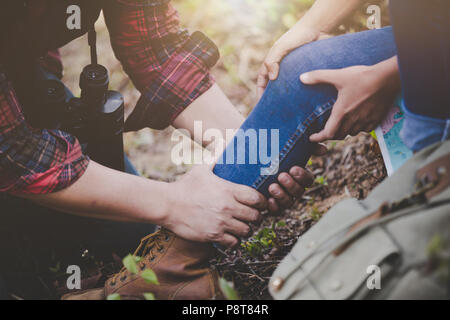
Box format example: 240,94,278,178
214,27,397,197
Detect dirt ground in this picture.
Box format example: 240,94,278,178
213,133,387,299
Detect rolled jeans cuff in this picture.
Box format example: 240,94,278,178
400,101,450,153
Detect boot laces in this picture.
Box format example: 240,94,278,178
110,229,171,285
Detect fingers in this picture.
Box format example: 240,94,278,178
278,172,304,198
300,69,340,86
257,64,269,98
225,218,252,238
219,233,239,248
233,185,267,211
257,45,285,98
312,143,328,156
232,205,261,224
266,168,315,213
264,44,284,80
266,62,280,81
310,102,345,143
268,183,293,208
268,198,279,213
257,62,281,98
289,167,315,188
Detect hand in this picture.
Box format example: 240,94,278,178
257,26,330,98
163,164,267,248
267,144,327,212
301,60,400,143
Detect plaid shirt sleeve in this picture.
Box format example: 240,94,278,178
0,68,89,195
103,0,220,131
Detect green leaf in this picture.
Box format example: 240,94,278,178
107,293,121,300
314,175,328,186
219,278,239,300
143,293,156,300
141,269,159,285
276,221,287,228
49,261,61,273
370,130,378,141
123,254,138,275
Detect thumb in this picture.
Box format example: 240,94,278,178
267,63,280,81
203,136,228,171
309,102,344,143
264,47,286,81
300,69,340,86
312,143,328,156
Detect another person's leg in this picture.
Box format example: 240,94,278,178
389,0,450,152
214,27,397,197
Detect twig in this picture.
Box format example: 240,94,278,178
234,271,265,282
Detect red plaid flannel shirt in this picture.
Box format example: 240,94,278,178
0,0,219,195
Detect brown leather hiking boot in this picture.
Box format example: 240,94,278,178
63,228,223,300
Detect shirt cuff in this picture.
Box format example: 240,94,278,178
4,133,90,196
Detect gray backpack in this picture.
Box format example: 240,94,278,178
270,141,450,300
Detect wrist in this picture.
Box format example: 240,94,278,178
290,22,321,43
152,181,175,227
367,57,400,88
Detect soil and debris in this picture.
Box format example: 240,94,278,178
213,133,387,300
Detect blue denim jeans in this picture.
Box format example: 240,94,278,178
214,27,397,197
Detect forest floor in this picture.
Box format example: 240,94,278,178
212,133,387,299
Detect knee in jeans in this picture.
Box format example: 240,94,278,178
276,42,327,87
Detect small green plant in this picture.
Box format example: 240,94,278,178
219,278,240,300
241,225,278,257
49,261,61,273
310,206,323,221
141,269,159,285
120,254,159,300
276,220,287,228
123,254,140,275
314,175,328,186
107,293,121,300
143,293,156,300
328,141,338,150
